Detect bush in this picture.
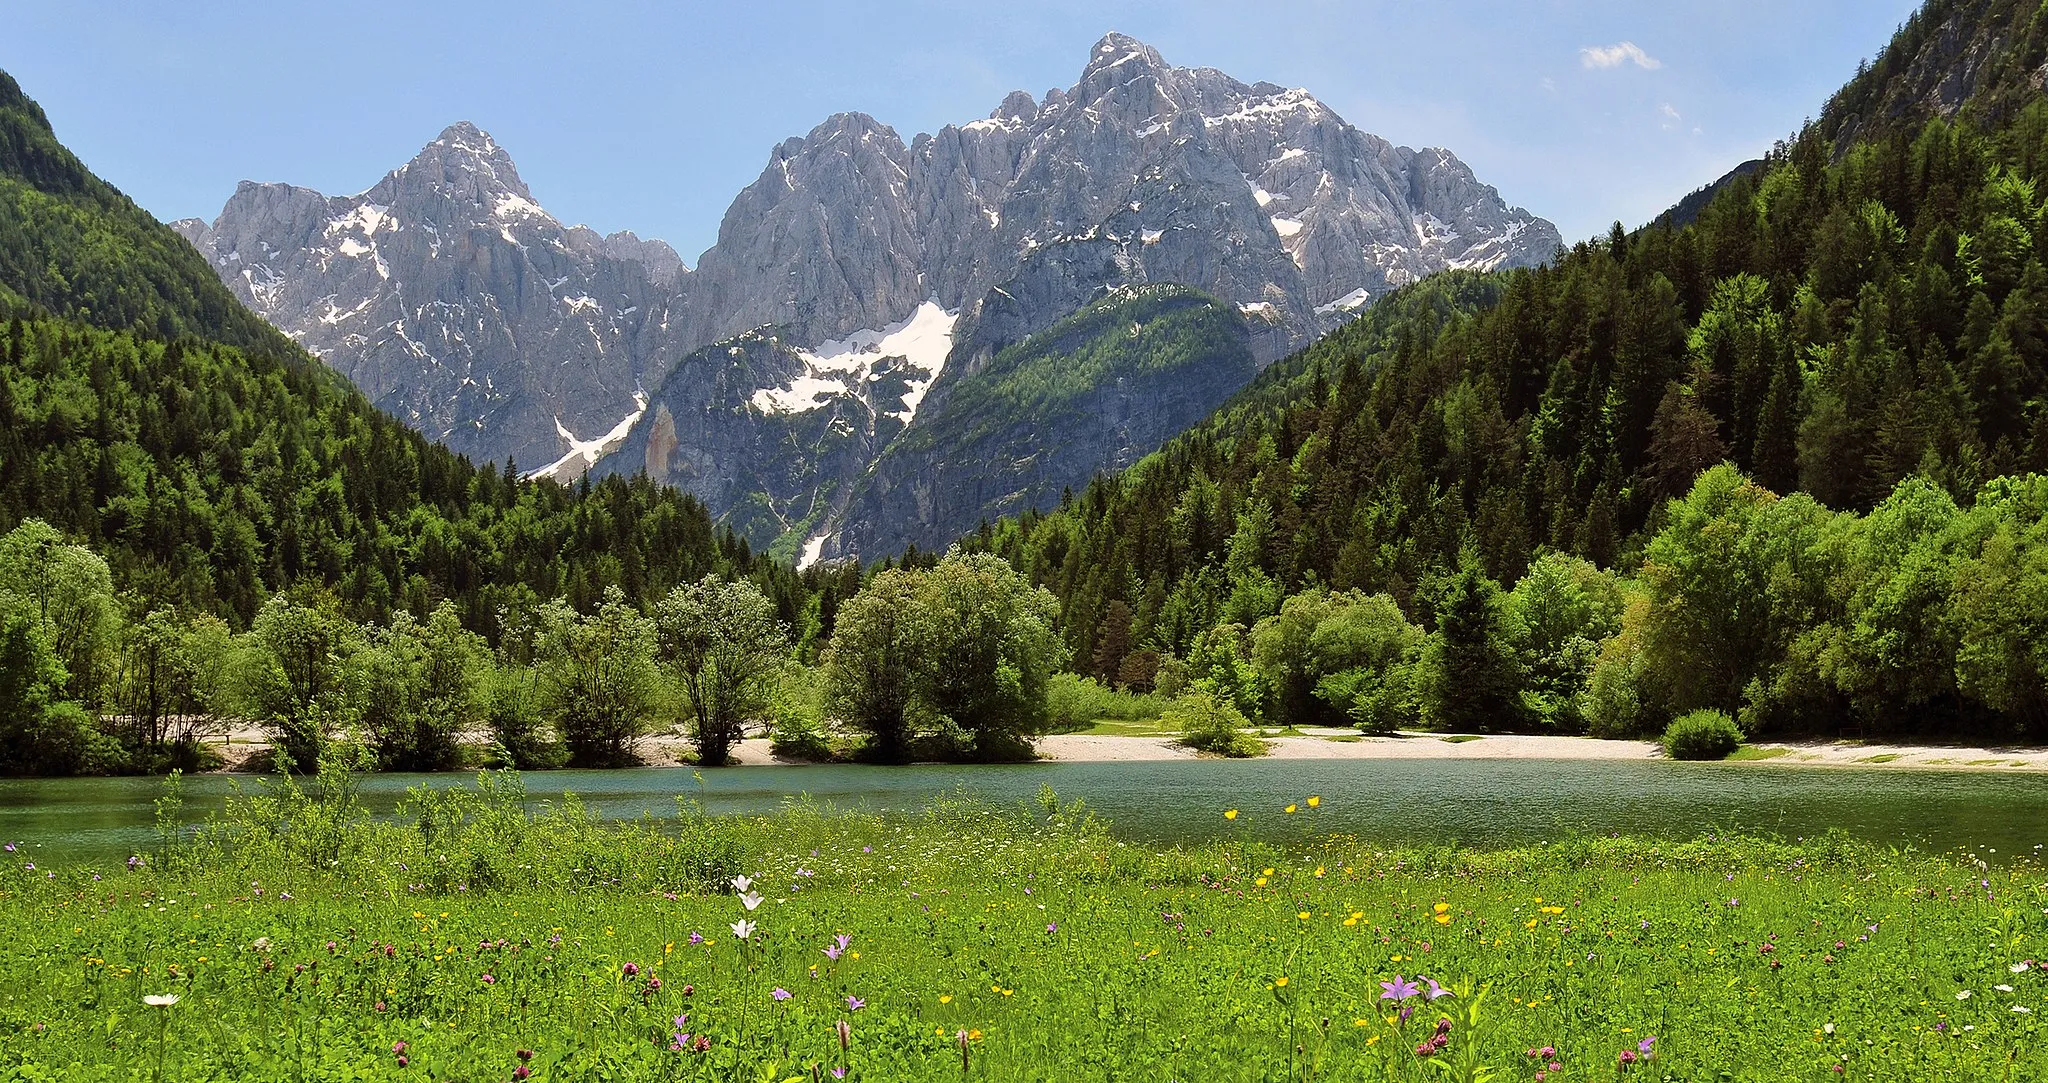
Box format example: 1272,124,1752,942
1662,708,1742,760
1167,693,1266,758
1045,673,1167,732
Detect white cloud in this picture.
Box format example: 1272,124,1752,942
1660,103,1681,121
1580,41,1661,70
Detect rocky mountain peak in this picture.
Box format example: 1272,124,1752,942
402,121,532,202
1079,32,1172,91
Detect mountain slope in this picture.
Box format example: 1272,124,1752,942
181,33,1558,559
965,1,2048,738
0,70,806,635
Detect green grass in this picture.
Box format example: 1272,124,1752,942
1857,753,1903,764
1437,735,1485,744
1725,747,1792,761
1075,718,1178,738
1324,735,1364,744
0,770,2043,1080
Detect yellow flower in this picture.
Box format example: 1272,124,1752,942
1224,809,1239,820
1434,914,1452,924
1434,903,1451,913
1298,911,1312,920
1313,866,1326,878
1285,804,1298,814
1354,1019,1371,1027
1256,877,1269,887
940,994,953,1004
1343,917,1359,927
1306,795,1321,808
1274,976,1289,987
968,1029,983,1040
1263,868,1275,876
1525,919,1540,929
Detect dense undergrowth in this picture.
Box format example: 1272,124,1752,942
0,768,2042,1081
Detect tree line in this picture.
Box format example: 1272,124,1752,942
0,522,1067,776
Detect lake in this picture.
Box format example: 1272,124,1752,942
2,758,2044,864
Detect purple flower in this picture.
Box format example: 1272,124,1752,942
832,1069,847,1080
1047,922,1058,934
1379,975,1421,1001
480,973,496,985
1638,1036,1656,1055
2,843,11,852
772,987,791,1001
846,995,866,1011
622,962,639,978
1421,976,1450,1000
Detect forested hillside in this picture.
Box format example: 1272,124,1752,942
971,0,2048,742
0,69,841,638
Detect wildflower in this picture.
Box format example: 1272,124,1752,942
513,1068,530,1080
939,994,953,1004
1285,804,1298,814
481,973,496,985
1307,795,1320,808
1956,990,1972,1000
689,931,703,945
846,995,866,1011
1379,975,1420,1001
622,962,640,978
823,933,851,960
2013,963,2032,974
1618,1050,1638,1068
2015,1006,2034,1014
773,987,792,1001
740,891,764,912
1422,976,1450,1000
732,875,754,893
1224,809,1239,820
1047,922,1058,934
1274,976,1289,988
1638,1036,1656,1055
142,994,179,1007
731,919,756,939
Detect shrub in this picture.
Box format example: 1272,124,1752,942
1662,708,1742,760
1045,673,1167,732
1167,693,1266,758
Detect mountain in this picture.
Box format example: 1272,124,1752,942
962,0,2048,741
179,33,1557,560
172,123,685,472
0,69,811,636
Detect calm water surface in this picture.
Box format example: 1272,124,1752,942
2,759,2045,864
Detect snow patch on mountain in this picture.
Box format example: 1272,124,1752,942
749,300,958,424
531,392,649,481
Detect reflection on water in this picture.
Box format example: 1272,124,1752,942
1,758,2045,864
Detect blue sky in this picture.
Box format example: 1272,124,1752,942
11,1,1918,263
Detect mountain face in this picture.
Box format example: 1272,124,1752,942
179,33,1558,560
174,123,684,471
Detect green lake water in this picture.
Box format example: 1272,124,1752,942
2,758,2044,865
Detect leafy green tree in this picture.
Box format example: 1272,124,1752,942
1305,593,1428,733
654,575,789,767
536,587,659,768
357,603,488,771
915,552,1067,761
241,589,363,772
823,569,924,763
1188,623,1264,720
1502,553,1624,731
0,519,118,710
0,600,110,775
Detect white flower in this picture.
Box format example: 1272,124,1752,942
1996,984,2015,993
1956,990,1972,1000
1822,1023,1835,1035
251,937,271,952
730,919,756,939
2014,1006,2034,1015
143,994,179,1007
2014,963,2032,974
740,891,764,912
731,875,753,893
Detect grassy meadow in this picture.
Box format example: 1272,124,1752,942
0,771,2042,1081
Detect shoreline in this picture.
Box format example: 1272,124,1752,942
685,730,2048,772
189,727,2048,773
